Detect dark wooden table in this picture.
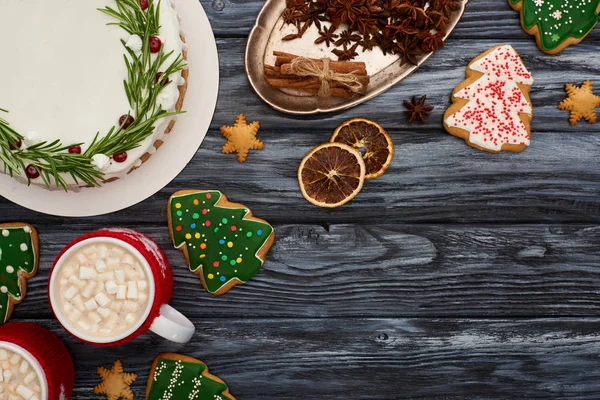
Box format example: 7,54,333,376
2,0,600,398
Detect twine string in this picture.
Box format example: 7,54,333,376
287,57,364,97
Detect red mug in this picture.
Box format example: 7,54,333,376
49,228,194,346
0,322,74,399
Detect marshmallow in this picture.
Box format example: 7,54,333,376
0,350,7,360
64,286,78,300
89,312,102,324
115,270,125,283
16,385,34,399
100,271,115,281
3,369,11,382
95,293,111,308
138,292,148,302
82,281,97,298
70,309,82,321
107,258,120,267
127,282,138,299
0,367,3,382
78,320,91,331
137,280,148,291
123,301,137,312
109,247,125,257
79,266,96,280
124,313,135,324
82,245,97,255
18,361,28,374
90,324,99,333
99,328,112,336
116,285,127,299
9,354,20,364
75,253,88,264
60,278,68,286
125,267,138,280
84,298,98,311
95,259,107,273
106,314,119,329
97,245,108,259
121,254,135,265
111,301,123,311
24,371,36,384
105,281,118,294
97,307,111,318
68,275,84,288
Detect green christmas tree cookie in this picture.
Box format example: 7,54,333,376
147,353,235,400
510,0,600,54
0,223,38,323
168,190,274,295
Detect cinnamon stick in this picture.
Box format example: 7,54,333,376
273,51,367,76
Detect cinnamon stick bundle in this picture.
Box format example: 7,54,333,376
265,51,370,98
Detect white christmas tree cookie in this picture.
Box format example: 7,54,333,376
443,45,534,153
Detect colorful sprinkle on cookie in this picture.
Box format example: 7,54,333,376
0,223,38,323
443,45,534,153
168,190,275,295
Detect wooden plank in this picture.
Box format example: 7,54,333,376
22,317,600,399
2,38,599,223
200,0,600,43
11,224,600,319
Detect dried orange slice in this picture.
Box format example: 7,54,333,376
298,143,366,208
330,118,394,180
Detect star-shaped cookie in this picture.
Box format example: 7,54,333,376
94,360,137,400
220,114,264,163
558,80,600,125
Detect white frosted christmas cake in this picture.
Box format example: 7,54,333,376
0,0,188,190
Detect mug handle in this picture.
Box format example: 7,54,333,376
149,304,195,343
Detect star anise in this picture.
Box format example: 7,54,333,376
359,33,377,52
281,8,302,26
427,10,450,33
404,95,434,123
335,29,362,47
419,32,445,52
298,3,328,30
315,25,338,47
327,0,368,28
332,42,360,61
394,35,422,65
431,0,461,18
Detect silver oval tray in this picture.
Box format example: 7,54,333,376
245,0,468,115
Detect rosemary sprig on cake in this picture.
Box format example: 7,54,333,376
0,0,186,191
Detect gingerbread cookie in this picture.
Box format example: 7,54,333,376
220,114,264,163
0,223,38,323
94,360,137,400
444,45,534,153
510,0,600,54
168,190,275,295
558,80,600,125
146,353,236,400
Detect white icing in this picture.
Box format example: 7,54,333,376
125,34,143,54
444,45,533,151
0,0,186,189
91,154,111,172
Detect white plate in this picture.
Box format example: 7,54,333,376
0,0,219,217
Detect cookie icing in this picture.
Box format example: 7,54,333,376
510,0,600,52
169,191,274,294
0,226,36,322
444,45,534,151
148,358,233,400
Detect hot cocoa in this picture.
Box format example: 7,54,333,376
52,242,152,340
0,345,44,400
